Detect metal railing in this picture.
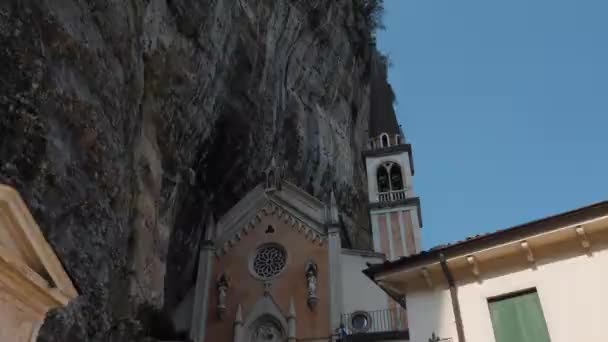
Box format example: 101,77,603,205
367,134,404,151
377,189,407,202
340,307,407,335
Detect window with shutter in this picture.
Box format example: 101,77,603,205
488,289,551,342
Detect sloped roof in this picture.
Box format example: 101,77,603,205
364,200,608,277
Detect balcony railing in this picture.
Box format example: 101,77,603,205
339,307,407,336
377,189,407,203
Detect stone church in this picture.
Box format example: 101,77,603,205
169,105,422,342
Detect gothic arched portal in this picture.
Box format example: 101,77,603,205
247,315,285,342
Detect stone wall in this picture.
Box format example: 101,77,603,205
0,0,389,340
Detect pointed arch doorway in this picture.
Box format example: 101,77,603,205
247,315,286,342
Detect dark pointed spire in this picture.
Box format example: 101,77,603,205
235,304,243,324
328,191,339,225
369,51,400,137
288,297,296,319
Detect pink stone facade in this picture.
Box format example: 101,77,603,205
373,209,419,260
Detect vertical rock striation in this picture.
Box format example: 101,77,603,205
0,0,392,340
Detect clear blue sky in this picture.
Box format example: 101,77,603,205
377,0,608,249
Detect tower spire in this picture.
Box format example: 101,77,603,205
287,297,297,341
369,50,400,138
363,63,423,259
233,304,244,342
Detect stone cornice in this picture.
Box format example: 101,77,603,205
214,181,330,257
341,248,386,259
0,184,78,315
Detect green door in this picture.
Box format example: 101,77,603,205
488,289,551,342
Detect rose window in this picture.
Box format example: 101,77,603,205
252,244,287,279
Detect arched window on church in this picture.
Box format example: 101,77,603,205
389,164,404,190
380,133,390,148
377,166,390,193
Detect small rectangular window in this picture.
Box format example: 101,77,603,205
488,288,551,342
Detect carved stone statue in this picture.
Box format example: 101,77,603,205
306,269,317,297
252,324,282,342
217,273,230,319
305,260,318,309
266,171,275,190
264,158,285,191
248,318,284,342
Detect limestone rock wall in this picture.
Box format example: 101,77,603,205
0,0,386,341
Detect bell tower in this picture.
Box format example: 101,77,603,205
365,52,422,260
364,131,422,260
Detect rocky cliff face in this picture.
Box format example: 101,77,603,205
0,0,387,341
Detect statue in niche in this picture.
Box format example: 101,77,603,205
216,273,230,319
305,259,318,309
266,170,275,190
264,158,285,191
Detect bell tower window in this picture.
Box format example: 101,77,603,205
376,162,407,202
378,163,404,193
380,133,390,148
389,164,404,190
377,166,390,193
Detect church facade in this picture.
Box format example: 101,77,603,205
171,127,422,342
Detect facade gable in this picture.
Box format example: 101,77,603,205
214,181,328,256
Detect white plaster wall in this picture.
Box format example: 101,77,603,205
407,287,458,342
406,247,608,342
339,252,389,315
458,247,608,342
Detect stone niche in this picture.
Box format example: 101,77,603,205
0,184,78,341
